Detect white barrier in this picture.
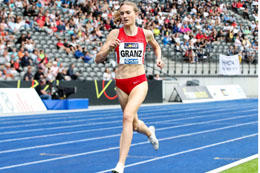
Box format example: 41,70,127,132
0,88,47,114
206,85,247,101
170,86,213,103
169,84,247,103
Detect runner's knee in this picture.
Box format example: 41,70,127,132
123,112,134,124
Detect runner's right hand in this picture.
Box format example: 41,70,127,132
109,39,121,51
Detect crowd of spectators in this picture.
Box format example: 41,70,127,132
0,0,258,81
149,0,258,63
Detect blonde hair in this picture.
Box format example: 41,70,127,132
113,1,139,23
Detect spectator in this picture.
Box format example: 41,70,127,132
162,32,171,45
244,46,255,63
74,45,84,59
56,38,64,49
196,30,205,40
56,68,71,81
12,58,22,73
0,49,10,65
226,30,234,43
57,20,66,32
216,29,225,41
252,11,258,21
227,45,236,56
24,5,38,17
35,14,45,31
242,37,251,49
90,47,98,58
25,32,32,41
37,49,49,64
95,27,103,39
24,39,35,53
154,74,162,80
185,47,195,63
153,25,160,37
252,39,258,50
18,47,25,59
16,16,26,31
46,67,56,82
50,61,59,78
243,6,250,20
30,49,39,64
103,67,112,81
21,51,32,68
60,38,72,54
16,33,27,44
234,36,242,48
82,51,94,63
34,66,45,81
7,17,18,33
9,65,18,77
67,36,77,52
243,26,250,36
3,62,14,79
23,66,34,81
67,63,79,80
35,78,52,100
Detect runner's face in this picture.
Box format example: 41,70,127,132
120,5,136,26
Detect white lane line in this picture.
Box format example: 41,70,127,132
214,157,242,160
0,109,257,143
0,111,257,145
40,153,69,157
1,106,255,135
1,100,254,120
98,134,258,173
127,155,155,159
0,132,256,171
0,104,255,129
0,119,256,155
0,118,121,130
0,126,122,143
0,103,255,124
1,107,257,135
156,114,256,131
207,154,258,173
0,103,199,121
0,109,120,120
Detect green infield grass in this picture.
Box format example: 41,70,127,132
221,158,258,173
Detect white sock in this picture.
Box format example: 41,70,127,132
114,162,124,173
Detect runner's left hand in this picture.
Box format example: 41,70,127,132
156,59,164,69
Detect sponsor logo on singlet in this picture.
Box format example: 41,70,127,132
124,58,139,64
124,43,139,49
118,42,144,64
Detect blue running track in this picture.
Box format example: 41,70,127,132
0,99,257,173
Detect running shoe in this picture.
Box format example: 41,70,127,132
148,126,159,150
112,163,124,173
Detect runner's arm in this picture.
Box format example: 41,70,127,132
95,29,119,64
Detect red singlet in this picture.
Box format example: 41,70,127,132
115,27,147,64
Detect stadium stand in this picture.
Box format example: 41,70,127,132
0,0,258,81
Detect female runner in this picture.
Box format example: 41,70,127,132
95,2,164,173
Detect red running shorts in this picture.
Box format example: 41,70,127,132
115,74,147,95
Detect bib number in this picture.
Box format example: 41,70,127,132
118,42,144,64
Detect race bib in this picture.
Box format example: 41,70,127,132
118,42,144,64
